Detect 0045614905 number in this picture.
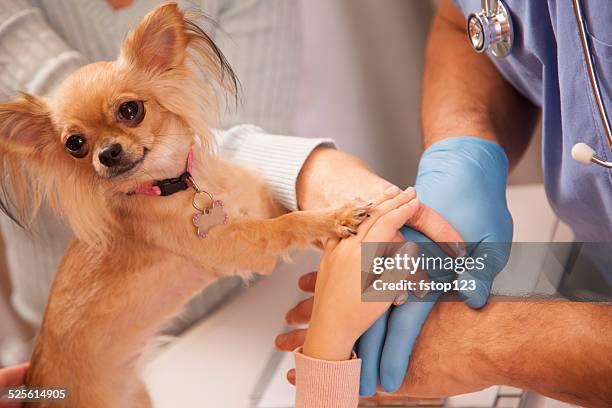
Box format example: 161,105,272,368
0,387,69,402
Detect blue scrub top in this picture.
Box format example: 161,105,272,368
453,0,612,241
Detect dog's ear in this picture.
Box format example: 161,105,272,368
120,3,238,95
120,2,188,73
0,94,54,156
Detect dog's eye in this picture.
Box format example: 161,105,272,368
117,100,145,126
65,135,88,158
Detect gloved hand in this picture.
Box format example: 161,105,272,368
358,137,513,395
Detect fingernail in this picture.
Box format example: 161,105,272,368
450,242,467,257
393,292,408,306
385,185,401,195
381,376,402,393
275,336,285,349
287,369,296,385
405,186,415,194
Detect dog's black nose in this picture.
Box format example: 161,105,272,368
98,144,123,167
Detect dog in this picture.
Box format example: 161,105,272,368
0,3,369,406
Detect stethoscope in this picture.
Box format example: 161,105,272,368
467,0,612,169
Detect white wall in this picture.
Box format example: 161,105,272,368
297,0,436,187
297,0,543,186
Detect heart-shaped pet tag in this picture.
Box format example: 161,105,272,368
192,200,229,238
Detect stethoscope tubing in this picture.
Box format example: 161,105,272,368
470,0,612,168
572,0,612,149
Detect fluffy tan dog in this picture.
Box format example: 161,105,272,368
0,3,369,406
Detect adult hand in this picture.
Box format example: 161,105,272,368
407,137,513,306
359,137,513,394
296,147,395,211
0,362,29,408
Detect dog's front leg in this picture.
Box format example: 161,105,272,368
184,202,371,276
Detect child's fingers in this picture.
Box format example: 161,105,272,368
275,329,307,352
298,272,317,293
367,185,402,208
364,199,420,242
287,368,296,386
356,187,417,240
285,297,314,326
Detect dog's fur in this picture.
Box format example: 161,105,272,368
0,4,368,407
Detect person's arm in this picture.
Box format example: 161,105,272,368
397,301,612,407
215,125,340,211
293,349,361,408
0,2,86,100
279,291,612,407
206,0,302,135
359,0,542,393
422,0,538,163
215,125,399,214
0,1,88,327
296,146,394,210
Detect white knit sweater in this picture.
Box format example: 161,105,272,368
0,0,333,327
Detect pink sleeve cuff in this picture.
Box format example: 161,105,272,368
294,347,361,408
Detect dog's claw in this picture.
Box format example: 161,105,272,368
333,202,372,238
337,225,358,238
354,209,368,218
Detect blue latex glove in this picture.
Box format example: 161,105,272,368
358,137,513,395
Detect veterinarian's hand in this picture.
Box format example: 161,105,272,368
408,137,512,306
359,137,513,395
0,362,29,408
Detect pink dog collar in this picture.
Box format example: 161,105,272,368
131,150,194,196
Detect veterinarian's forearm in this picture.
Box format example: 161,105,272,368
399,301,612,406
479,302,612,406
296,147,394,211
422,0,538,166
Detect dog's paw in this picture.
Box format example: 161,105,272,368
333,201,372,238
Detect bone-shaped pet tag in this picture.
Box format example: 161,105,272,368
192,200,229,238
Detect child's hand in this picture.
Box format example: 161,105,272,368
0,362,29,408
300,187,418,361
298,184,464,362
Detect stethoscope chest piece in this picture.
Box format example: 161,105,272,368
465,0,612,169
467,0,514,58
